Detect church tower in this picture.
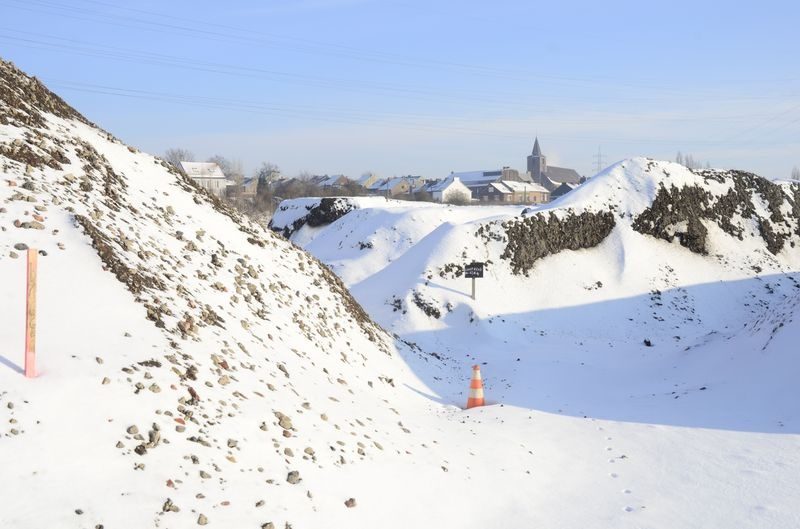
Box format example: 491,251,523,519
527,137,547,182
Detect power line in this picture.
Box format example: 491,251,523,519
38,79,796,148
3,0,798,97
593,146,605,174
1,30,794,125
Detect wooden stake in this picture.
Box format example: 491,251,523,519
25,248,37,378
471,277,476,300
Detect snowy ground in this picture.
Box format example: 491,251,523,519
275,160,800,528
2,59,800,528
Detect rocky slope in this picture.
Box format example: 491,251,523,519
0,58,440,529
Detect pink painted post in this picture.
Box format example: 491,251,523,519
24,248,37,378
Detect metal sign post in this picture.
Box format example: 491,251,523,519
464,262,484,300
25,248,38,378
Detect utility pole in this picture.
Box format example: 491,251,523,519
593,146,605,174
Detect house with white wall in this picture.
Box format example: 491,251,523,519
428,176,472,203
179,161,234,198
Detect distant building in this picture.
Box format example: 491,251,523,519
240,176,259,197
526,137,582,191
440,167,531,200
428,176,472,203
317,174,351,188
355,172,380,189
550,182,577,200
368,175,424,197
179,161,234,198
474,181,549,204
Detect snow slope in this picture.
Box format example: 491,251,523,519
0,59,531,529
277,160,800,527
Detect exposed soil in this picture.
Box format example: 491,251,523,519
633,170,800,255
498,211,616,275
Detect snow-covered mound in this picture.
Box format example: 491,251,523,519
272,197,526,284
276,159,800,525
278,160,800,347
0,58,451,529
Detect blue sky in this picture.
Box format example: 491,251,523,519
2,0,798,178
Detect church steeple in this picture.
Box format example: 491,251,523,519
532,137,542,156
527,137,546,183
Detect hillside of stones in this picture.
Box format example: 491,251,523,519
0,58,432,528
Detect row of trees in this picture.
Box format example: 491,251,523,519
675,151,800,181
675,152,711,170
163,148,386,219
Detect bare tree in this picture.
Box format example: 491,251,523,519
445,190,470,206
163,148,194,168
792,166,800,180
296,170,316,182
255,162,281,183
414,190,432,202
675,151,708,170
207,155,244,183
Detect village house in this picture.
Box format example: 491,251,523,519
368,175,424,197
474,181,550,203
441,167,529,199
550,182,578,200
238,176,259,198
355,172,380,189
316,174,351,189
427,176,472,203
179,161,234,198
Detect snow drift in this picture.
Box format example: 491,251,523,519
274,160,800,526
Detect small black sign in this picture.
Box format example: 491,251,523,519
464,262,484,278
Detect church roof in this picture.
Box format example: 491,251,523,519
551,182,578,198
532,137,542,156
545,166,581,184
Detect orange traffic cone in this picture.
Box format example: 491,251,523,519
466,365,485,409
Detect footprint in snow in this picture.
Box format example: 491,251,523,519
623,506,634,513
609,473,618,478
